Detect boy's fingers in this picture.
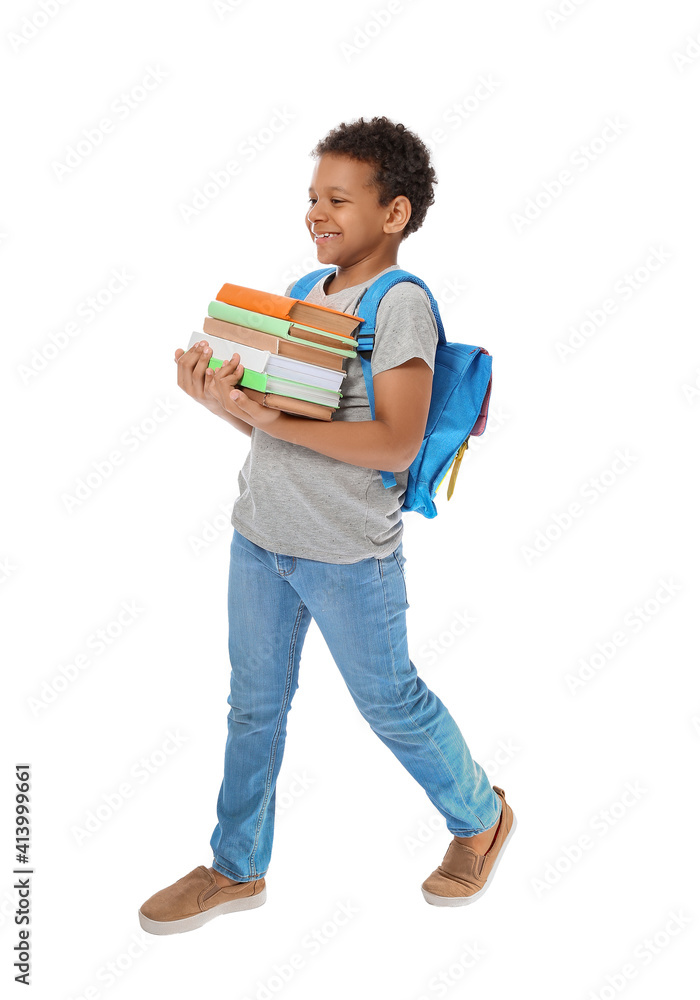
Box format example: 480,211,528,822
176,342,214,398
195,345,212,367
175,343,243,403
214,357,244,378
177,342,204,371
215,353,241,370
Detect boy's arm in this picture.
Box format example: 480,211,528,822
267,356,433,472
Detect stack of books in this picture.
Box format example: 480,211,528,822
188,281,364,421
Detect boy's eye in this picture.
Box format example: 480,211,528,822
307,198,344,204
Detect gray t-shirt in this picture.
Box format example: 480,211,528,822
231,263,438,563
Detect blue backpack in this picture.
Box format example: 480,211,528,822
289,267,493,519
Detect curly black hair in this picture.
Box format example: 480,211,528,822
309,116,437,241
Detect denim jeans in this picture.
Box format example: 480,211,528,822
210,528,502,882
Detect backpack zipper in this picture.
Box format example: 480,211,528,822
435,437,470,500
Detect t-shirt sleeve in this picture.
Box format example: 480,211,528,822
369,282,438,378
284,281,295,296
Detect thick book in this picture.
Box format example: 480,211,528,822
216,282,363,338
202,316,346,373
208,300,357,356
187,332,342,409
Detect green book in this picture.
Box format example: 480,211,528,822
207,301,357,359
208,358,342,407
240,370,341,407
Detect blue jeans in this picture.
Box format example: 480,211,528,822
210,528,501,882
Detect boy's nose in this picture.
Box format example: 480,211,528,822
307,204,326,223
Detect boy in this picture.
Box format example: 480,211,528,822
138,116,516,935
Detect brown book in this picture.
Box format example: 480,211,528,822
202,316,345,373
216,283,363,338
243,387,335,421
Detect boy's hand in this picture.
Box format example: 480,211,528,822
206,355,283,432
174,340,233,414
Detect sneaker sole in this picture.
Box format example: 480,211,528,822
421,813,517,907
138,885,267,935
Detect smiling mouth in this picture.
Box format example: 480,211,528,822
314,232,341,243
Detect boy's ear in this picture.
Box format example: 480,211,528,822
385,195,412,236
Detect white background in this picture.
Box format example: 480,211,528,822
2,0,699,997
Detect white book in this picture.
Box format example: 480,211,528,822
187,332,270,374
188,331,345,392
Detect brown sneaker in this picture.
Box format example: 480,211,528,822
421,786,516,906
138,866,266,935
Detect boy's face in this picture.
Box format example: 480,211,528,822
306,153,407,265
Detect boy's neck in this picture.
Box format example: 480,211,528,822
323,252,399,294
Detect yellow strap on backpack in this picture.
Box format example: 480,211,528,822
435,437,470,500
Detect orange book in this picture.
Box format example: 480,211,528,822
216,283,362,339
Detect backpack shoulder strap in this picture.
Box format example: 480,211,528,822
288,267,336,300
355,269,443,490
355,269,446,349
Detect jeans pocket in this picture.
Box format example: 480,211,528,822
391,546,409,606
